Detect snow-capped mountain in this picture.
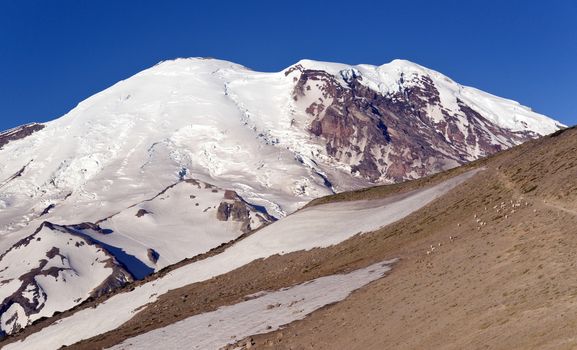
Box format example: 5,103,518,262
0,57,563,335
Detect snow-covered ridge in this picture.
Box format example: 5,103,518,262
291,58,562,135
0,123,45,150
0,177,272,334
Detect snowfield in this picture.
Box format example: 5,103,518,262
109,259,396,350
78,179,271,270
5,168,481,350
0,179,271,333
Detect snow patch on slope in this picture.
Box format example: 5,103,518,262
109,260,395,350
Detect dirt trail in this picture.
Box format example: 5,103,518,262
497,168,577,217
541,200,577,216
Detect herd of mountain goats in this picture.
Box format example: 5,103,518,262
425,197,531,256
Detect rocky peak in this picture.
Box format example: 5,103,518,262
289,61,557,182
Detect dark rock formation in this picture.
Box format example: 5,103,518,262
0,123,45,150
216,202,232,221
290,67,539,183
135,209,151,218
147,248,160,264
40,204,56,217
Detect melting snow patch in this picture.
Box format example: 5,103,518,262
109,260,396,350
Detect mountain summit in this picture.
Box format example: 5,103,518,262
0,58,562,216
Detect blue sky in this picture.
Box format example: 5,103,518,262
0,0,575,131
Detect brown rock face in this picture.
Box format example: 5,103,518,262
0,123,45,150
291,68,539,183
217,201,250,224
216,202,232,221
215,189,270,233
223,190,239,200
230,201,250,222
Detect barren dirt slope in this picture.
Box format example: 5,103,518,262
234,126,577,350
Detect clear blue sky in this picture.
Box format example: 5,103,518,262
1,0,575,131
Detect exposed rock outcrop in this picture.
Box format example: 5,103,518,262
146,249,160,264
0,123,45,150
216,190,274,233
288,64,550,182
135,209,151,218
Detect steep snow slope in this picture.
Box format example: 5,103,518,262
86,179,272,269
4,168,479,350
